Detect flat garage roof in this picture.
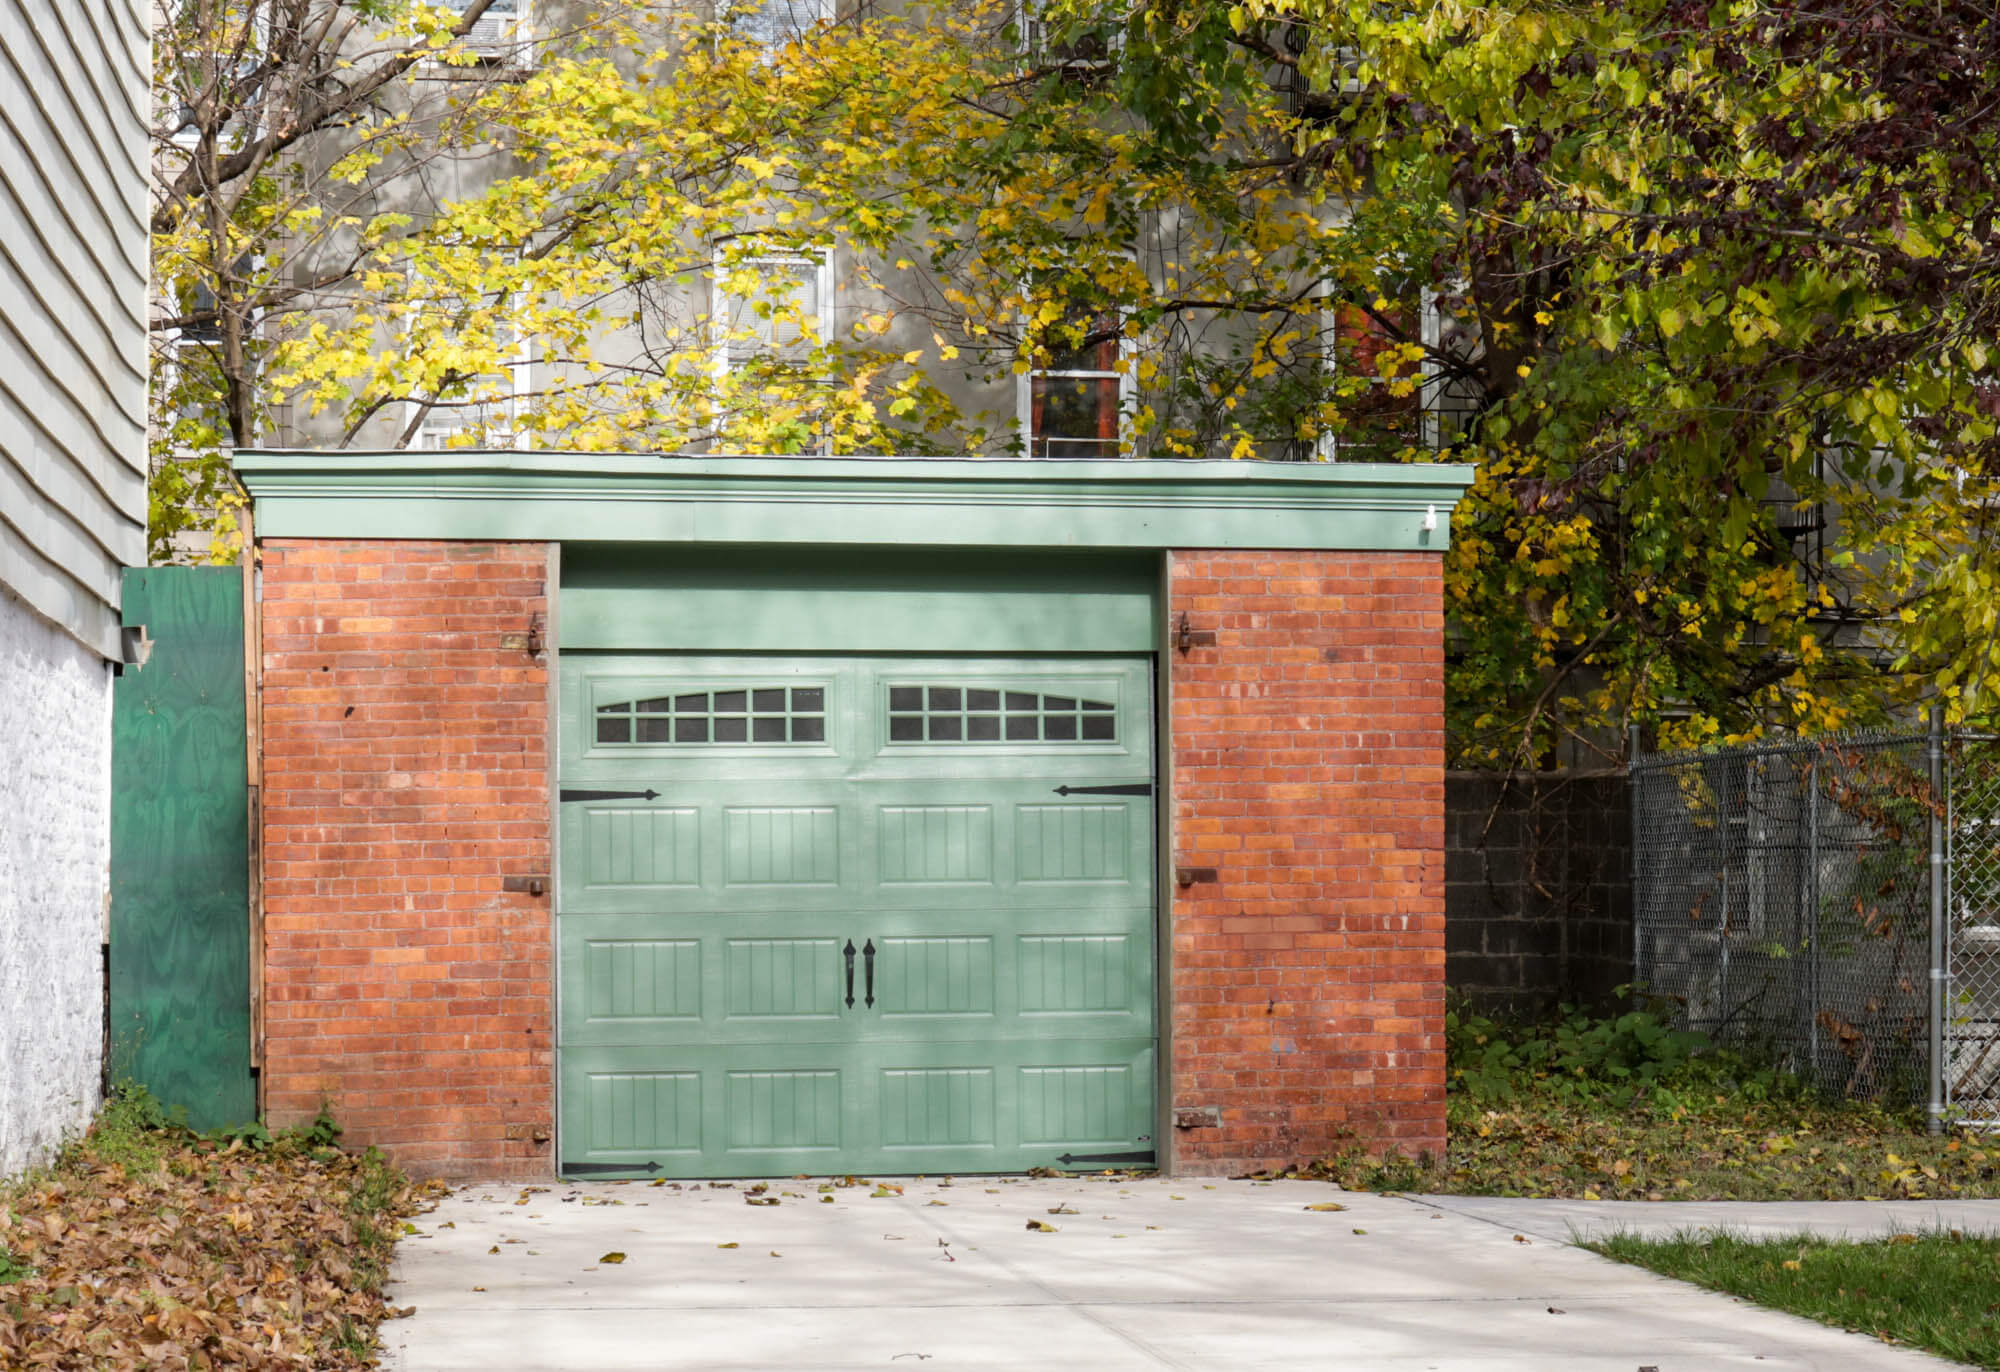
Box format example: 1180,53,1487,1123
233,451,1476,552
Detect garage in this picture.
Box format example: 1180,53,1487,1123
235,452,1471,1179
554,546,1162,1177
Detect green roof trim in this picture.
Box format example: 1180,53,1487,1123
232,451,1476,551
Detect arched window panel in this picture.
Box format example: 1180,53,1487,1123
886,685,1116,744
595,686,826,745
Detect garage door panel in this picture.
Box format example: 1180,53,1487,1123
561,1038,1154,1172
559,652,1156,1177
561,912,1152,1047
565,781,1147,915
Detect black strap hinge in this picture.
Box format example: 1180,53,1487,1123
562,1160,662,1176
1056,1149,1157,1166
1053,783,1153,797
560,788,661,802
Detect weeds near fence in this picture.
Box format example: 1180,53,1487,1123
1274,1002,2000,1200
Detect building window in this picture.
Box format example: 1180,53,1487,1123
157,331,221,449
1019,303,1130,459
449,0,533,66
724,0,831,50
711,248,834,453
1019,0,1122,77
1320,288,1440,459
413,323,532,450
714,251,831,372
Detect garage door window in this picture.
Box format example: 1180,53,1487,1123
596,686,827,744
887,685,1116,743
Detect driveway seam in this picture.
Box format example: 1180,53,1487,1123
895,1197,1199,1371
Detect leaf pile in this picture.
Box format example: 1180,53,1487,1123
1413,1088,2000,1201
1263,1002,2000,1202
0,1095,442,1369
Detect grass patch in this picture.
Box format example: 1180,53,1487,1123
1589,1229,2000,1369
0,1085,444,1367
1274,998,2000,1201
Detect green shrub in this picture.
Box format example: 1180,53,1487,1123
1446,993,1723,1107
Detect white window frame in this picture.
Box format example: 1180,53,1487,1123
1316,285,1440,460
156,328,220,452
1017,0,1124,74
711,247,835,379
1277,42,1365,117
427,0,534,70
711,246,836,454
1015,298,1136,460
411,324,533,451
719,0,834,55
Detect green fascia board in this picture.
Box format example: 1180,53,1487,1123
233,451,1476,552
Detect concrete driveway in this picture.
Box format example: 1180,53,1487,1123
381,1175,1978,1371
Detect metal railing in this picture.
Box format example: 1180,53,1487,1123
1632,719,2000,1129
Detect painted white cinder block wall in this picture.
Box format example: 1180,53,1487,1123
0,586,110,1175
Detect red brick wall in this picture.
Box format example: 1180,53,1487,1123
259,539,553,1179
1166,550,1447,1173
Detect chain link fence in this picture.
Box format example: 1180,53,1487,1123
1632,725,2000,1127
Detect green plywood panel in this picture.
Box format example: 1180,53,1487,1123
557,652,1156,1176
108,567,255,1131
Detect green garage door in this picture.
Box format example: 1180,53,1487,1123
556,654,1156,1178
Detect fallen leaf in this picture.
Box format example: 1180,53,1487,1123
1303,1202,1347,1212
600,1252,627,1264
1546,1307,1565,1315
488,1245,500,1254
717,1242,739,1249
1352,1228,1368,1235
1047,1204,1078,1215
1026,1220,1059,1232
1513,1234,1531,1244
746,1196,779,1207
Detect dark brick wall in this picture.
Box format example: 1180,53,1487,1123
1445,771,1632,1015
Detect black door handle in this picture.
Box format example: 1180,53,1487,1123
843,939,856,1009
863,939,876,1009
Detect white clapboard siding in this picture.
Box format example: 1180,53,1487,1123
0,0,150,660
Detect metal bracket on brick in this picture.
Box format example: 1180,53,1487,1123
1175,866,1218,887
1174,611,1217,653
502,874,549,897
